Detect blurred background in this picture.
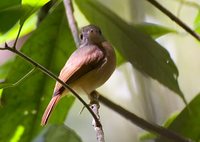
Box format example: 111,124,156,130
1,0,200,142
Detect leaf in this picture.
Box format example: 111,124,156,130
0,89,2,98
0,5,24,33
117,23,175,66
75,0,186,103
157,94,200,142
10,125,25,142
0,3,76,142
0,0,23,33
194,11,200,33
33,124,82,142
134,23,176,38
0,0,21,9
0,0,49,34
22,0,50,7
0,59,14,79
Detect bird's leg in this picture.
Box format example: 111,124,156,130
79,90,100,114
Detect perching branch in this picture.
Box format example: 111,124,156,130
146,0,200,41
90,91,105,142
63,0,105,141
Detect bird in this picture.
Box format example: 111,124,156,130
41,24,116,126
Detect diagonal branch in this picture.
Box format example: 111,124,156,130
146,0,200,41
99,95,191,142
5,46,101,127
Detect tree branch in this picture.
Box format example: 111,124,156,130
146,0,200,41
99,95,191,142
90,91,105,142
63,0,79,47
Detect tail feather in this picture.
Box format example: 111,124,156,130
41,95,61,126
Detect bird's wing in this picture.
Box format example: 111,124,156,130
53,45,105,95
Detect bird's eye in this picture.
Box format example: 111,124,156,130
79,33,83,40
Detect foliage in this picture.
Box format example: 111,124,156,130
33,124,81,142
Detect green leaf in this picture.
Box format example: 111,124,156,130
194,11,200,33
0,3,76,142
33,124,82,142
134,23,176,38
0,0,49,34
10,125,25,142
0,0,24,33
22,0,50,7
0,5,24,33
0,0,21,9
139,132,157,142
0,89,2,98
0,13,37,44
75,0,186,103
0,59,14,79
157,94,200,142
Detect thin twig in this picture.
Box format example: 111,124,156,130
63,0,79,47
146,0,200,41
0,47,6,50
98,95,191,142
0,67,36,89
5,47,101,127
13,24,24,49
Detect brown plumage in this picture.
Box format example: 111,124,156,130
41,25,116,126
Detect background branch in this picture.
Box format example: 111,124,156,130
63,0,79,47
146,0,200,41
99,95,191,142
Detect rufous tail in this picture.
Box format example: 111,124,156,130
41,95,61,126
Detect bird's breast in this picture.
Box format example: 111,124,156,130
73,41,116,94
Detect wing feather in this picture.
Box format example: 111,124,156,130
53,45,105,95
